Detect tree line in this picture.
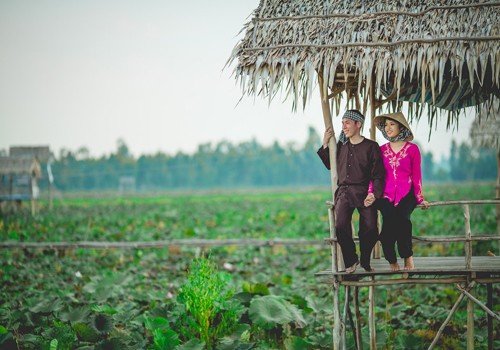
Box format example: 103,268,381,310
32,128,497,192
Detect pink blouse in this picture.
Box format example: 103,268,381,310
379,142,425,206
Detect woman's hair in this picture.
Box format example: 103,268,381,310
384,117,405,131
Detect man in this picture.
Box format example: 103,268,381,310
317,110,385,273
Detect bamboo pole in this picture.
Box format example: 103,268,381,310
326,235,500,244
318,72,343,350
487,283,493,350
456,284,500,322
327,199,500,207
346,286,359,350
496,150,500,254
464,205,472,269
354,287,363,350
343,286,350,350
427,284,470,349
368,276,376,350
0,238,324,250
466,278,475,350
368,73,377,350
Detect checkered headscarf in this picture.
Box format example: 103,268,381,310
339,110,365,144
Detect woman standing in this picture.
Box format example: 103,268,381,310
370,112,429,271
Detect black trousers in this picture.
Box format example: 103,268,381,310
335,191,379,269
378,191,417,264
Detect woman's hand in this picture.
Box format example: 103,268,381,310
364,193,375,207
420,200,430,210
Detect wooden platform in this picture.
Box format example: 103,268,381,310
315,256,500,278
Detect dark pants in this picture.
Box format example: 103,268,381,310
378,191,417,264
335,191,379,269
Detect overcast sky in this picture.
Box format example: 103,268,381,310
0,0,474,161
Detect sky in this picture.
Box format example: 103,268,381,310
0,0,475,162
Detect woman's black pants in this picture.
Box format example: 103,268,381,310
378,191,417,264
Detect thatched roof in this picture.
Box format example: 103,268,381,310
228,0,500,124
470,98,500,151
0,157,42,177
9,146,51,163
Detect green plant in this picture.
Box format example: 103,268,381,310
176,256,241,348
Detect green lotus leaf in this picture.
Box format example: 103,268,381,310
59,306,90,324
249,295,306,330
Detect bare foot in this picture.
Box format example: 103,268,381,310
389,263,401,271
346,261,359,274
404,257,414,271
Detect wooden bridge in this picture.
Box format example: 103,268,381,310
315,199,500,350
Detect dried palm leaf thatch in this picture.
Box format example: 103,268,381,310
227,0,500,126
470,98,500,151
0,157,42,177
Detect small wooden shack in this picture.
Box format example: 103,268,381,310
9,146,53,210
0,157,42,214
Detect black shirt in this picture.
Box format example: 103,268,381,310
317,138,385,207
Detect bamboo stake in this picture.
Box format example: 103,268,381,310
496,151,500,254
456,284,500,322
343,286,350,350
318,72,343,350
354,287,363,350
346,286,359,350
369,276,376,350
368,75,377,350
466,278,475,350
427,285,469,350
464,205,472,269
487,283,493,350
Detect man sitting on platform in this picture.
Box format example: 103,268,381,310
317,110,385,273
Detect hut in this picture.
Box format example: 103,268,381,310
9,146,54,209
228,1,500,349
0,156,42,214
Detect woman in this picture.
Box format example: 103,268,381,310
369,112,429,271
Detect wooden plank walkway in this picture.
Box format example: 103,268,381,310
315,256,500,277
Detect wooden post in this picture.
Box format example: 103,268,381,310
343,286,350,350
466,279,474,350
318,73,343,350
464,205,472,269
463,205,474,349
496,151,500,254
354,287,363,350
369,276,376,350
487,282,493,350
369,75,381,260
368,76,377,350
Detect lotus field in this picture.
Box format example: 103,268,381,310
0,183,499,349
